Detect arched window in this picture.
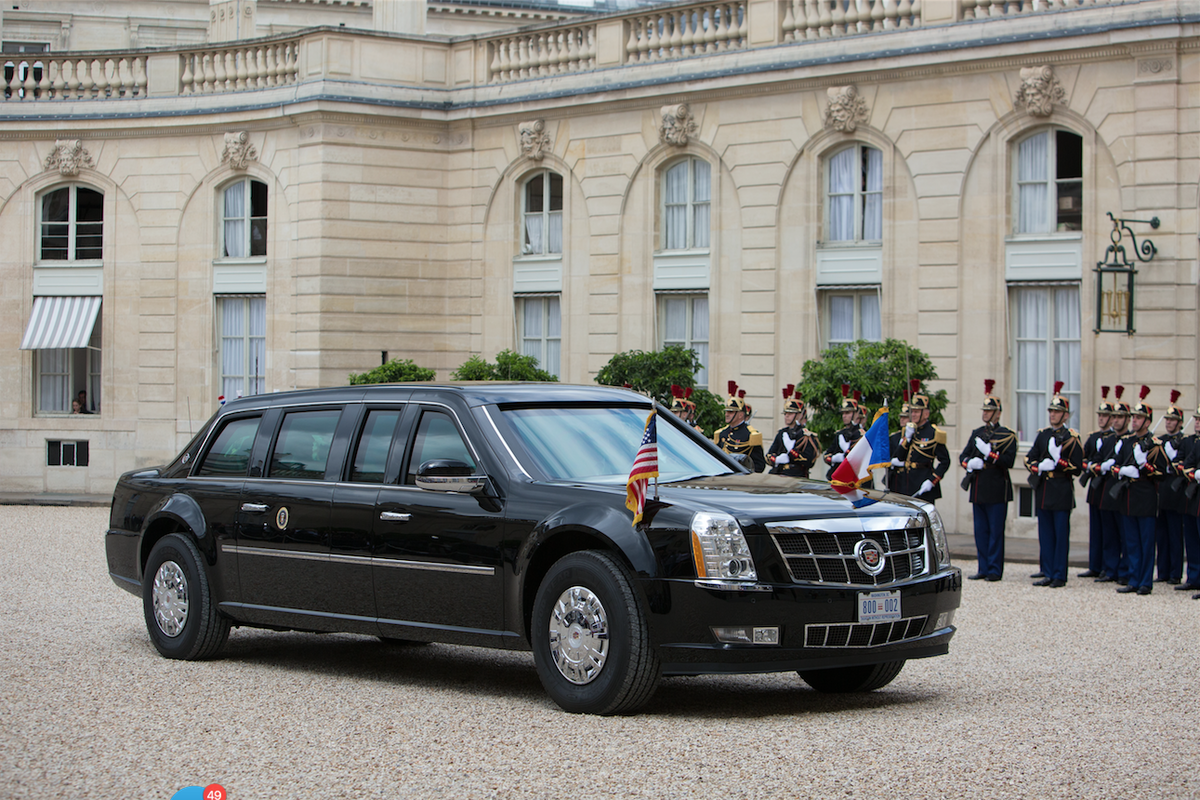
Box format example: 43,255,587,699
38,185,103,262
1014,129,1082,234
220,178,268,258
662,157,710,250
826,144,881,243
522,171,562,256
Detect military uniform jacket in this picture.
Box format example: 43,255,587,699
1081,428,1115,506
1024,426,1083,512
1156,431,1188,513
1095,431,1131,512
823,424,862,480
893,422,951,500
1181,435,1200,518
1111,431,1168,518
714,422,766,473
767,425,820,478
958,423,1017,505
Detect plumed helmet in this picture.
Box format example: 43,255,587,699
1111,385,1129,416
1130,385,1152,419
782,384,803,415
1164,390,1183,421
1047,381,1070,413
838,383,857,414
670,384,687,412
725,381,746,413
899,389,910,417
1097,385,1113,414
981,378,1002,413
908,379,929,411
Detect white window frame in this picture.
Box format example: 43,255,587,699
661,157,711,252
219,178,268,261
820,287,882,349
1013,128,1083,236
1010,283,1081,441
35,323,102,416
520,171,563,257
218,295,266,401
824,144,882,245
516,294,562,379
657,292,709,387
37,184,104,264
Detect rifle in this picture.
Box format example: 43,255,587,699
961,423,994,491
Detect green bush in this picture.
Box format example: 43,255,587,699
349,358,436,385
450,349,558,382
595,346,703,403
797,338,947,444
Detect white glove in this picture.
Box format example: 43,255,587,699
1048,436,1062,462
1165,442,1177,460
1133,443,1147,466
916,479,934,496
890,458,904,468
774,453,790,466
1114,440,1123,454
831,453,845,464
838,434,850,453
1118,464,1139,479
966,457,985,472
974,437,992,458
904,424,915,442
1100,458,1115,472
1037,458,1056,472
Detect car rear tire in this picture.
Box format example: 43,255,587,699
142,533,230,660
531,550,661,715
798,660,905,693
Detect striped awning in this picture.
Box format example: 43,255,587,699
20,296,101,350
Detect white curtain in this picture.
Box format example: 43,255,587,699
249,296,266,395
691,296,709,385
829,295,855,342
1017,132,1049,234
522,298,542,364
693,160,711,249
523,214,544,255
1054,287,1081,430
1015,288,1048,440
663,295,687,342
39,349,69,412
664,162,688,249
223,182,246,258
221,298,244,400
859,293,881,341
863,147,882,241
545,295,561,378
548,211,562,254
828,148,855,241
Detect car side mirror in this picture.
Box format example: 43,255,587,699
415,459,488,493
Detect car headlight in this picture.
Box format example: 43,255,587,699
690,511,757,582
920,503,951,568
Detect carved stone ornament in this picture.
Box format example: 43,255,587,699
1015,66,1066,117
658,104,698,147
44,140,94,176
518,119,551,161
823,86,869,133
221,131,258,170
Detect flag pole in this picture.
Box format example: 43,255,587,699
652,403,659,500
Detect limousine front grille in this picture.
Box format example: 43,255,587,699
767,526,927,586
804,616,929,649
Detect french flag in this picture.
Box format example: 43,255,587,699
830,409,890,500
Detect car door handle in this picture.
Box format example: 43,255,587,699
379,511,412,523
241,503,269,513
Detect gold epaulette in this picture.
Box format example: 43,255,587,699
933,426,947,445
712,425,728,445
1069,428,1080,438
747,427,763,448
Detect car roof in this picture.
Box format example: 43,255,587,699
216,382,652,412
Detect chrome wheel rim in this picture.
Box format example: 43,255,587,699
548,585,609,685
152,560,189,638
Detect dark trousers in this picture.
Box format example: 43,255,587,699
1036,508,1070,583
1087,503,1104,572
1184,513,1200,587
972,502,1007,579
1121,514,1156,590
1100,508,1122,579
1155,510,1183,582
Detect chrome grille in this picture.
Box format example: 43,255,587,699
804,616,929,648
767,523,927,586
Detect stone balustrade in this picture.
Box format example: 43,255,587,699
179,41,301,94
782,0,919,40
3,55,148,101
625,2,747,64
487,25,597,82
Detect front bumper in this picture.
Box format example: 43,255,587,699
644,567,961,676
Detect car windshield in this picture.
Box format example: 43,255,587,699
499,405,733,484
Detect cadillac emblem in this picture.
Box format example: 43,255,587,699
854,538,886,576
275,506,289,530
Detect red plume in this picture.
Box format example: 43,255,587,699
909,379,921,395
786,383,795,394
1114,385,1125,400
1053,380,1064,394
727,380,738,396
738,390,746,399
841,383,850,398
853,390,862,404
623,383,631,388
984,378,995,395
1100,385,1109,399
781,387,791,400
1139,385,1150,401
670,384,682,399
684,387,693,400
902,389,910,402
1170,389,1180,404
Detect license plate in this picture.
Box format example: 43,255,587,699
858,590,902,623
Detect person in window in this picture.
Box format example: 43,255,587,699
76,390,93,414
1025,383,1084,588
891,386,951,504
959,380,1017,582
713,381,764,473
1078,387,1115,581
71,399,83,414
1110,387,1168,596
1154,391,1187,586
823,384,862,480
767,386,820,479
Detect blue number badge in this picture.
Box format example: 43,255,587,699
171,789,203,800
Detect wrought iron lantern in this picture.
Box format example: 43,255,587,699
1094,212,1158,334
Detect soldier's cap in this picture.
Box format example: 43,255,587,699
1097,385,1113,414
683,386,696,410
1111,385,1129,416
853,390,865,415
899,389,910,417
781,384,803,415
725,382,746,413
1193,403,1200,419
1164,389,1183,421
838,384,857,414
908,379,930,410
1130,385,1152,419
1047,380,1070,413
669,384,687,411
981,378,1002,413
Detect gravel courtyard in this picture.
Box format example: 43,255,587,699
2,505,1198,799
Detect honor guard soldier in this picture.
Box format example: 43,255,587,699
669,385,702,431
1024,382,1083,587
892,384,951,503
888,387,914,490
824,384,863,479
714,381,766,473
1179,405,1200,597
1154,390,1187,585
1079,386,1115,579
1110,387,1169,595
959,380,1017,581
1095,386,1131,583
767,385,821,478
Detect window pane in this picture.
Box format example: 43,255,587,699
1018,133,1049,181
691,296,709,342
351,410,401,483
828,148,855,242
665,206,687,250
863,147,882,241
664,162,688,204
38,349,70,412
196,415,261,477
249,181,267,256
1017,133,1049,234
525,175,545,213
75,188,104,260
829,295,854,342
662,296,687,342
223,182,246,258
249,219,267,257
548,173,563,212
1015,288,1048,339
523,298,543,338
546,296,561,337
407,412,476,484
693,201,710,249
859,293,881,341
40,188,70,260
548,211,562,254
269,409,342,480
250,180,268,217
524,214,544,255
693,160,711,203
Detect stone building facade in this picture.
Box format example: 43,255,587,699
2,0,1197,541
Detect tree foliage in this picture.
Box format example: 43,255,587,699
595,346,703,402
349,358,436,385
450,349,558,382
797,338,947,443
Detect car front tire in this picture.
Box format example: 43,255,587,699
142,533,230,660
798,660,905,693
531,550,661,715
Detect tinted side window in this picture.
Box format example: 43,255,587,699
350,409,402,483
195,415,261,477
268,409,342,480
406,411,477,485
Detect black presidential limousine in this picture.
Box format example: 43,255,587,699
106,383,961,714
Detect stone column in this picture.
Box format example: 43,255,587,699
208,0,257,42
374,0,426,36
